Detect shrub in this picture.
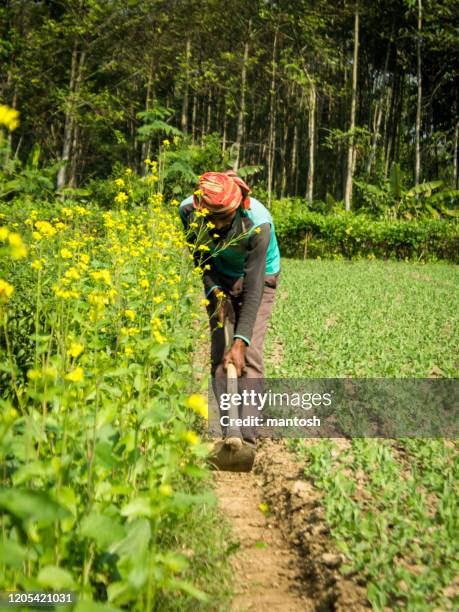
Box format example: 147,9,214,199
272,208,459,263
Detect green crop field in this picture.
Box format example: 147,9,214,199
266,259,459,378
266,259,459,611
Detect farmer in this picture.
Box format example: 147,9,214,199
178,171,280,459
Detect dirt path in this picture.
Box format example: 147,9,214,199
214,469,313,611
213,440,369,611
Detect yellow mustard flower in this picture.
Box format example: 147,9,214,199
65,367,84,382
115,192,128,204
159,484,172,497
124,309,136,321
8,232,22,247
0,227,9,241
91,270,111,285
0,279,14,302
60,248,73,259
31,259,44,270
0,104,20,131
27,369,42,381
68,342,84,358
185,394,208,419
120,326,140,337
183,431,200,445
35,221,56,237
115,178,125,188
64,267,80,281
153,330,167,344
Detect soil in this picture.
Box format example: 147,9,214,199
213,439,369,611
214,469,313,611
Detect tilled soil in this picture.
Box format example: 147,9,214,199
213,439,369,611
214,470,313,611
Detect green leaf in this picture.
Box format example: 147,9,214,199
121,496,152,518
37,565,75,590
0,541,36,567
11,460,52,486
168,578,209,602
0,489,70,524
148,343,170,362
80,514,126,549
95,441,120,469
109,519,151,558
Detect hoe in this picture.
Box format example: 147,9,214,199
209,315,256,473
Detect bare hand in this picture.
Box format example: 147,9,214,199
223,339,246,377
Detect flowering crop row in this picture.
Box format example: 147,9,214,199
0,185,229,609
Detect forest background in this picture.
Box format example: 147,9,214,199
1,0,458,222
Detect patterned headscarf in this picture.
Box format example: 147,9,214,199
193,170,251,214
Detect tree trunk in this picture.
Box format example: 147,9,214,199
222,104,227,153
234,20,251,171
181,37,191,133
280,114,288,197
453,120,458,189
415,0,422,185
200,96,206,144
267,26,278,205
141,60,155,175
292,122,298,195
306,79,316,203
57,44,78,190
394,74,405,163
381,85,392,175
190,92,196,144
344,3,359,211
69,123,79,187
6,85,17,157
366,36,391,175
384,72,398,177
206,89,212,134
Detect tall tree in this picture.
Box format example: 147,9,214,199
344,1,360,211
415,0,422,185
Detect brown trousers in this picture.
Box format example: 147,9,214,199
207,273,279,442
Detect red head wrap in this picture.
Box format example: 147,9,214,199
193,170,251,214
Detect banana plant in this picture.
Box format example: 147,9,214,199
355,162,459,219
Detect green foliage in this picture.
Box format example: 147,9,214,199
272,205,459,262
354,163,459,220
0,144,60,201
137,105,182,141
0,177,232,609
